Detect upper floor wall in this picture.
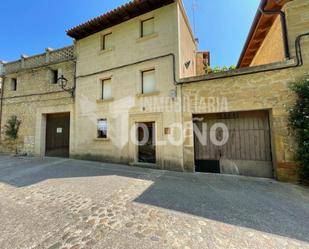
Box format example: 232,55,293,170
75,3,179,77
237,0,290,68
2,61,75,100
177,1,197,78
250,16,285,67
1,46,75,99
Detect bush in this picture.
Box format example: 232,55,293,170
289,77,309,182
4,115,21,140
204,64,236,74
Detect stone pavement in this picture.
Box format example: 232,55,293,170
0,155,308,249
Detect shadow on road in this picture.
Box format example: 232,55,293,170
0,156,308,243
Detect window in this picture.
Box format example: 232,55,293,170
141,18,154,37
11,78,17,91
51,70,58,84
142,70,155,94
101,78,112,99
97,119,108,139
102,33,113,50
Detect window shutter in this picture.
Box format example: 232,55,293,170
103,79,112,99
142,70,155,94
103,33,113,50
142,18,154,37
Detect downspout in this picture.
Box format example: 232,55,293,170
259,0,290,60
72,42,77,98
0,76,4,141
72,60,77,98
75,31,309,85
178,32,309,84
294,32,309,67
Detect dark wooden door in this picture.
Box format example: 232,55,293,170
45,113,70,157
137,122,156,164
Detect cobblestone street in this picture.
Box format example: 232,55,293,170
0,156,308,249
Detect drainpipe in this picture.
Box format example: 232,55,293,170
72,60,77,98
259,0,290,60
0,65,4,141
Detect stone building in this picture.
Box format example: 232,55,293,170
0,0,308,182
0,46,76,155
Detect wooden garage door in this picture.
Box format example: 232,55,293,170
194,111,273,178
45,113,70,158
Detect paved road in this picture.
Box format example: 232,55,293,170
0,155,308,249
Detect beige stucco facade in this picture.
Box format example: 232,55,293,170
71,1,196,171
0,0,308,182
250,16,285,67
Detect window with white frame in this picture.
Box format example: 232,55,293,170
102,33,113,50
142,69,155,94
97,118,108,139
101,78,112,99
141,18,154,37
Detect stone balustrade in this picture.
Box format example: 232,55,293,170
2,45,75,75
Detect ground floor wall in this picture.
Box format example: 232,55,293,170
181,61,309,182
1,66,309,182
1,64,308,182
0,93,74,157
1,0,308,182
71,55,185,171
70,110,184,172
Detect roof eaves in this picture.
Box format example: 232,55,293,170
67,0,175,40
236,0,266,68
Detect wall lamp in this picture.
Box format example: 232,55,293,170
57,75,75,97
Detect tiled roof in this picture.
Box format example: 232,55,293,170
67,0,175,40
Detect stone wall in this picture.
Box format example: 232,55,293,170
180,0,309,182
0,60,75,155
0,0,308,183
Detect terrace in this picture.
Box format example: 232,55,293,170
1,45,75,75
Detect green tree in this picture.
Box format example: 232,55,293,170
289,77,309,183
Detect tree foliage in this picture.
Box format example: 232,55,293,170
289,77,309,182
204,64,236,74
4,115,21,141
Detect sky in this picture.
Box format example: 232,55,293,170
0,0,260,67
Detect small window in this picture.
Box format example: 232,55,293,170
51,70,58,84
97,119,108,139
141,18,154,37
101,78,112,99
142,70,155,94
102,33,113,50
11,78,17,91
